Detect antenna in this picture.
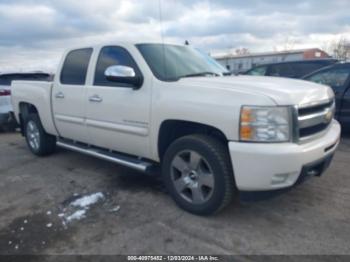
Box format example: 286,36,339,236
158,0,167,78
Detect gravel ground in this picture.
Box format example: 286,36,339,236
0,132,349,255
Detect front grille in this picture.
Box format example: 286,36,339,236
297,99,334,141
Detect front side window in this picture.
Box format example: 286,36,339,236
306,68,350,89
295,63,328,77
60,48,93,85
94,46,141,87
136,44,227,81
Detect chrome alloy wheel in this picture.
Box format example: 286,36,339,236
26,120,40,151
170,150,215,204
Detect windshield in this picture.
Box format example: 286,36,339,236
136,44,228,81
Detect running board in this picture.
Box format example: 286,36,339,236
56,140,155,172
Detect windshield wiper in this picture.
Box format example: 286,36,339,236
179,72,220,79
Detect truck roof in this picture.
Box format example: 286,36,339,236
65,41,185,50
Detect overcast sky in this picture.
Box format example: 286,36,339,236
0,0,349,72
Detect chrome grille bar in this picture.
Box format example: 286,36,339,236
297,99,335,141
298,102,335,129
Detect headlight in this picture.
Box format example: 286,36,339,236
240,106,291,142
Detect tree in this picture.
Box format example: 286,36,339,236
324,36,350,61
332,37,350,61
282,36,296,51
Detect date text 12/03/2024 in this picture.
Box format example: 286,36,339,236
127,255,220,261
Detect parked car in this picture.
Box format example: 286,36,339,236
243,59,338,79
303,63,350,130
0,72,52,131
11,42,340,215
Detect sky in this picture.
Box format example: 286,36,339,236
0,0,349,72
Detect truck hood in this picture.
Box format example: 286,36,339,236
179,75,334,106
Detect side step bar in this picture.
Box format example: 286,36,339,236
56,140,155,172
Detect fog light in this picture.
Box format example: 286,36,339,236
271,173,290,185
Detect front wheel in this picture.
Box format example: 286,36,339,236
162,135,235,215
25,114,56,156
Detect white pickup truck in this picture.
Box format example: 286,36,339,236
11,42,341,215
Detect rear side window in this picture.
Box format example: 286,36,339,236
245,66,267,76
269,64,298,78
60,48,93,85
94,46,141,87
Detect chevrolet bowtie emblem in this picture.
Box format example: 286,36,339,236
325,110,333,122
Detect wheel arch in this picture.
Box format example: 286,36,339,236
157,119,229,161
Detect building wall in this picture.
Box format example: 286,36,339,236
303,49,329,59
216,53,304,73
215,49,329,74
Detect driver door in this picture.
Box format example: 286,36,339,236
85,46,152,158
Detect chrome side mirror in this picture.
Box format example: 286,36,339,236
104,65,143,89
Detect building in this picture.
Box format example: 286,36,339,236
214,48,331,74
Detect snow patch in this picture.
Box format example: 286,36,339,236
109,206,120,213
46,223,53,228
57,192,106,225
70,192,104,208
66,209,86,223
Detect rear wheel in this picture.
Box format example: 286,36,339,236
25,114,56,156
162,135,235,215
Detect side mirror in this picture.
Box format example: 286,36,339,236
104,65,143,89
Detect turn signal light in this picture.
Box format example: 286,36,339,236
240,125,253,140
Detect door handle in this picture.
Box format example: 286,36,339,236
55,92,65,99
89,95,103,103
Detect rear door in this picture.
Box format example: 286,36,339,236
52,48,93,142
85,45,151,158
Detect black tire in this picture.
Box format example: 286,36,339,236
24,114,56,156
162,134,235,215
